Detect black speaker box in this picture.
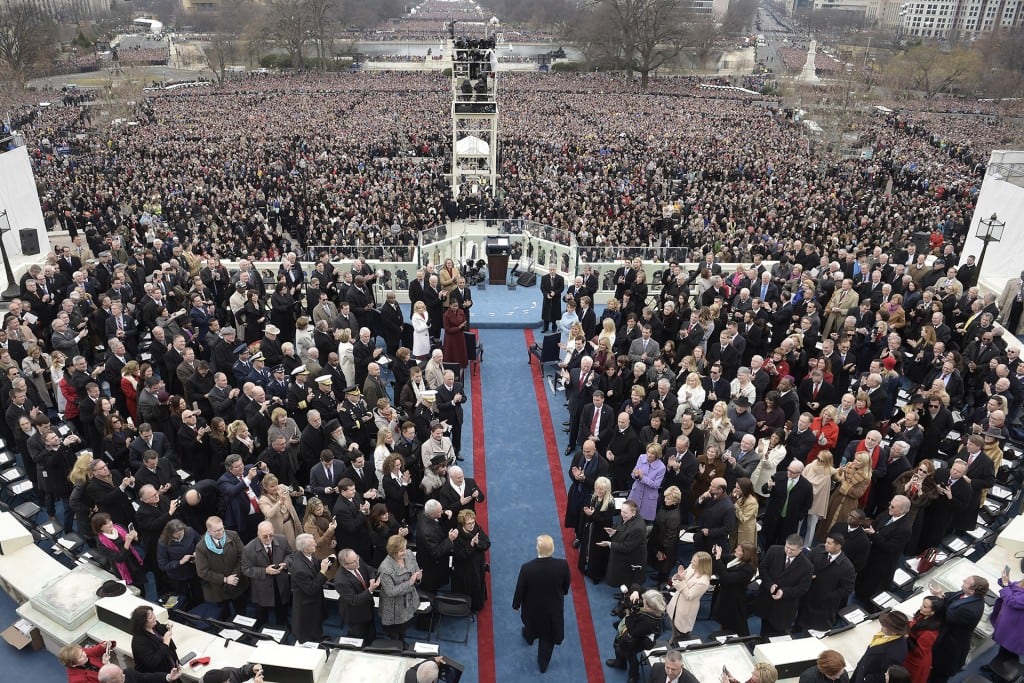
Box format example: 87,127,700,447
19,229,39,256
517,271,537,287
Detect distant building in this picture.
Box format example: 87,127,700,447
691,0,733,20
810,0,873,20
897,0,1024,38
2,0,110,20
810,0,1024,37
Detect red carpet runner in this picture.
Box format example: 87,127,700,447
471,330,497,683
523,329,605,683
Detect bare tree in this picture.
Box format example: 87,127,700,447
306,0,342,69
0,6,57,84
266,0,317,70
198,0,255,81
575,0,690,91
885,44,982,99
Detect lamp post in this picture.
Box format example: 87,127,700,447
976,213,1005,278
0,210,21,300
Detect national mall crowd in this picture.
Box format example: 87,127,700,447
13,69,1017,272
2,68,1023,682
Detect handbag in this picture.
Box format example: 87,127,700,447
916,547,940,573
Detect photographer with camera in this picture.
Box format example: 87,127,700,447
605,588,666,683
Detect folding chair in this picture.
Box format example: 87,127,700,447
431,592,472,644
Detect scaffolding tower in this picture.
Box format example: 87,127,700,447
449,29,498,201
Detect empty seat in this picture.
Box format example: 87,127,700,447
432,592,472,644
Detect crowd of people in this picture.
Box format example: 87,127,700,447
549,236,1023,679
3,239,491,681
3,65,1023,682
10,66,1020,272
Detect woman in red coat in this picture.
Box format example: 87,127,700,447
903,595,944,683
441,299,468,369
58,641,112,683
806,405,839,463
120,360,140,424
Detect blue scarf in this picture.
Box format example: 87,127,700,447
204,532,225,555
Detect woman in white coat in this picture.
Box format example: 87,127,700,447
336,328,356,388
665,551,712,640
751,428,788,498
411,301,431,360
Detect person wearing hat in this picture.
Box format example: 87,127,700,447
727,393,756,442
258,325,283,368
211,327,238,379
231,344,252,387
323,419,354,463
310,376,340,422
339,385,374,453
850,610,909,683
246,353,270,389
411,391,443,442
265,365,288,401
286,366,313,428
417,453,447,498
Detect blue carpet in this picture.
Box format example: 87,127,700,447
479,330,590,680
395,282,544,329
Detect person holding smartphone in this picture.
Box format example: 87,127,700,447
988,568,1024,676
129,605,178,674
58,640,113,683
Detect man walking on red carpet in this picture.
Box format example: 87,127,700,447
513,534,571,673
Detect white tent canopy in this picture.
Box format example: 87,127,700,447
456,135,489,156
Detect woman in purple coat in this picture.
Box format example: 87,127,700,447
628,443,667,522
992,569,1024,670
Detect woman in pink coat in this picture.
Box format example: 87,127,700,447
665,551,712,639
